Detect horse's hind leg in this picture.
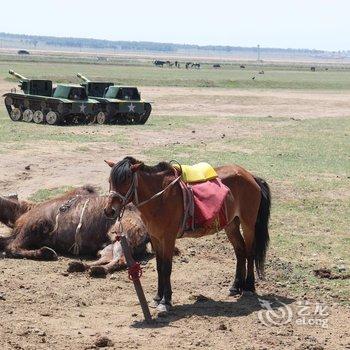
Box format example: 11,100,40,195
6,244,57,261
241,222,256,292
89,258,126,278
67,255,111,274
225,218,247,296
88,255,111,267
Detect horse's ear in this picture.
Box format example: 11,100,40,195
104,160,115,168
131,163,143,173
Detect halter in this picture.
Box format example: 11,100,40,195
108,171,181,220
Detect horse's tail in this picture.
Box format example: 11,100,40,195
253,176,271,278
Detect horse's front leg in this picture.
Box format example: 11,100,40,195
158,257,173,313
149,238,164,308
156,237,176,313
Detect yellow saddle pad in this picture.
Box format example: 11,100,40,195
174,162,217,183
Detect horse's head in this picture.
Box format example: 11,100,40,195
104,157,143,220
0,194,33,228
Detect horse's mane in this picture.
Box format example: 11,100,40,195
111,157,172,184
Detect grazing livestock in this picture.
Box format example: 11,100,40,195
153,60,166,67
185,62,200,69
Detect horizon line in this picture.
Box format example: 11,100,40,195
1,32,348,54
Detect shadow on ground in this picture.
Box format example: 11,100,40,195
132,292,295,328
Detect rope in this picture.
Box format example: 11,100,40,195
108,172,181,221
49,196,80,241
177,180,194,238
128,262,142,281
136,175,181,208
69,198,90,255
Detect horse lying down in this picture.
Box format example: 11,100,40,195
67,207,152,277
0,186,150,277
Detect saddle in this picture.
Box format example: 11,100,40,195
174,162,230,236
174,162,218,183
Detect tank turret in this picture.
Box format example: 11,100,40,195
77,73,114,98
77,73,90,83
9,69,31,93
9,70,28,81
8,69,53,96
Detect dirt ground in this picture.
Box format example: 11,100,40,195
145,86,350,119
0,83,349,349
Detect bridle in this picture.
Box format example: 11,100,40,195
108,170,181,220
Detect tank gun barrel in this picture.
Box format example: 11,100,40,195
9,70,28,81
77,73,90,82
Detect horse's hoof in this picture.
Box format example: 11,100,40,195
40,247,58,261
67,261,87,273
229,287,242,296
242,290,256,297
156,303,171,314
89,266,107,278
149,300,160,308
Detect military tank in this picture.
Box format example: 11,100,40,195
3,70,100,125
77,73,152,125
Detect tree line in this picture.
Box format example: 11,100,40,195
0,32,340,55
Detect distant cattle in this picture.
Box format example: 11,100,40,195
259,70,264,74
18,50,30,55
185,62,200,69
213,64,221,68
311,66,316,72
154,60,166,67
154,60,174,68
240,64,246,69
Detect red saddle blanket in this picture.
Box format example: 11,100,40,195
180,178,231,232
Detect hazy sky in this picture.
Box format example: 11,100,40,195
0,0,348,51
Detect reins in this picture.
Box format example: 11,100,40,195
108,170,181,220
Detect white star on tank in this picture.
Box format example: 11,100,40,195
80,104,86,113
128,103,135,112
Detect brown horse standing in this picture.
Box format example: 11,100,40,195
104,157,271,312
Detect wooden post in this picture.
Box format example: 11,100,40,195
120,235,152,324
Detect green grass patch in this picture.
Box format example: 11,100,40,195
2,59,350,90
28,186,74,202
0,118,130,145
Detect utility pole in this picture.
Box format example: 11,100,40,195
257,44,261,62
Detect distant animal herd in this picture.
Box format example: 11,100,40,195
153,60,225,69
153,60,328,72
153,60,203,69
